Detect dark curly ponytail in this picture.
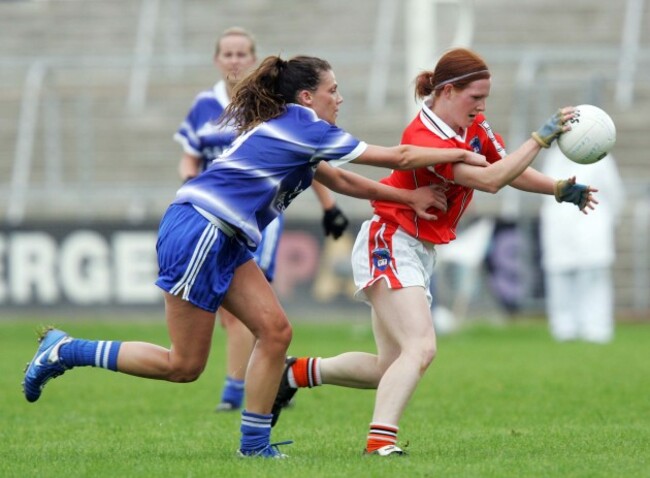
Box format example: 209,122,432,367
220,55,332,133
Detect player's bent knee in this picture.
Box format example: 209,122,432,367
258,316,292,351
417,342,437,375
271,320,293,350
167,361,206,383
261,309,291,333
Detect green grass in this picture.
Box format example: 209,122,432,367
1,317,649,478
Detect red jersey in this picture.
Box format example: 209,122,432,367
373,103,505,244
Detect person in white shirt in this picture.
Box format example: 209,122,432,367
540,145,625,343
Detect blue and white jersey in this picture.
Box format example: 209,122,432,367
173,80,236,171
174,104,367,248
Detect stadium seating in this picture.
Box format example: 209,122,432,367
0,0,648,313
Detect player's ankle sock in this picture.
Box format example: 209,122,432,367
240,410,272,451
287,357,322,388
365,423,399,452
58,339,122,371
220,376,245,407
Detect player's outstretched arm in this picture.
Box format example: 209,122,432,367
314,162,446,220
453,107,576,193
353,144,487,170
508,168,599,214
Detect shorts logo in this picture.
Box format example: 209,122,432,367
372,248,391,271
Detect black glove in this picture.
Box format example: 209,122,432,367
322,205,349,240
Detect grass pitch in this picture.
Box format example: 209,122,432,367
1,317,649,478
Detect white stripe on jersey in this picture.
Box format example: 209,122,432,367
328,141,368,167
180,120,200,144
478,119,507,158
173,130,200,156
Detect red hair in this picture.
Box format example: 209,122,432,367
414,48,490,100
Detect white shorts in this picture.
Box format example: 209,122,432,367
351,215,437,305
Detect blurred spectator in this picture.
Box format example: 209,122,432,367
540,145,625,343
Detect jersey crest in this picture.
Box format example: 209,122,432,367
468,135,481,153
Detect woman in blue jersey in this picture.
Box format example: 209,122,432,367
174,27,350,412
23,54,487,458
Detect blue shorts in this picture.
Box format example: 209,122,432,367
254,215,283,282
155,204,254,313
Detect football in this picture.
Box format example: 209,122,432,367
557,104,616,164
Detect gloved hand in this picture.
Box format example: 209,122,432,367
532,109,568,148
322,205,349,239
554,177,591,210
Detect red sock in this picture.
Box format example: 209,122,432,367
366,423,398,452
290,357,321,388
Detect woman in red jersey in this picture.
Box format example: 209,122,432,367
272,48,598,455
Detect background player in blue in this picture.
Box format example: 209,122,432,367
174,27,350,412
23,54,488,458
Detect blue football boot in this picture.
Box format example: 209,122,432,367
237,440,293,459
23,328,72,403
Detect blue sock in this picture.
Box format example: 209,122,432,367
59,339,122,371
221,376,245,407
240,410,272,451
